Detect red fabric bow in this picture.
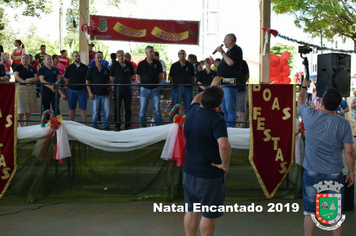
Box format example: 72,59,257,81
262,27,279,37
173,114,185,128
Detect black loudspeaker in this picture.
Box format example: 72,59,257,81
316,53,351,97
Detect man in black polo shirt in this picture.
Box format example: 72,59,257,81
64,51,89,122
169,50,195,112
136,45,163,127
86,53,112,130
110,50,135,131
213,33,243,127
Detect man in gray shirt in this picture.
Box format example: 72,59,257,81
297,79,354,236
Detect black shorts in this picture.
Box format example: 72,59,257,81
183,172,226,218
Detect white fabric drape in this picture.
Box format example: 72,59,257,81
17,121,251,153
17,120,304,164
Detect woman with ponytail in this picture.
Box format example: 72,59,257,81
11,39,26,71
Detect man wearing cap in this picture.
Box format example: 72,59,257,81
88,43,96,64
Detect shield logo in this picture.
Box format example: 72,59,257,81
315,193,342,225
98,18,108,32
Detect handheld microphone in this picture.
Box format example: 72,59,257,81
212,44,224,55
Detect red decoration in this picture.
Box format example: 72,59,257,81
295,121,305,137
270,52,292,84
262,28,279,37
295,71,304,84
249,84,296,198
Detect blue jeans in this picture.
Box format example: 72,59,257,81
139,87,161,127
221,87,237,127
302,169,344,215
172,87,193,113
91,95,110,129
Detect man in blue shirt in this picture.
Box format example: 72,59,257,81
298,80,354,235
336,98,349,118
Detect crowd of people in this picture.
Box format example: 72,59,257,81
0,34,250,130
1,35,355,236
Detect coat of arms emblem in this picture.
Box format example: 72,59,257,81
311,181,346,231
98,18,108,32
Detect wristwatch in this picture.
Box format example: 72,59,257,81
221,51,225,55
301,86,308,90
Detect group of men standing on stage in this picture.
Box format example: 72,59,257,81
65,33,249,131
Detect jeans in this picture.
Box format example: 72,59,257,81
91,95,110,129
302,169,344,215
172,87,193,113
221,87,237,127
139,87,161,127
114,89,132,130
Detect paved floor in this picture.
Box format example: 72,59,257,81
0,198,355,236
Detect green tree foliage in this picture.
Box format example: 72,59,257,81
271,0,356,49
0,7,18,52
0,0,52,17
270,43,296,70
21,23,60,56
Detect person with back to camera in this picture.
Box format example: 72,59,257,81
297,79,354,236
183,76,231,236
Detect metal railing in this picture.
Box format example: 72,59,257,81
10,81,249,128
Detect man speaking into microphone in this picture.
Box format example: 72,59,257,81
212,33,243,127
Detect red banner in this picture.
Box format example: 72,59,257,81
249,84,295,198
0,84,17,198
90,15,200,45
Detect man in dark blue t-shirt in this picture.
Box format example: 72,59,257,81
183,76,231,235
136,45,163,127
213,33,243,128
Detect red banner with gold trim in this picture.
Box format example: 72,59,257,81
90,15,199,45
249,84,295,198
0,83,17,198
